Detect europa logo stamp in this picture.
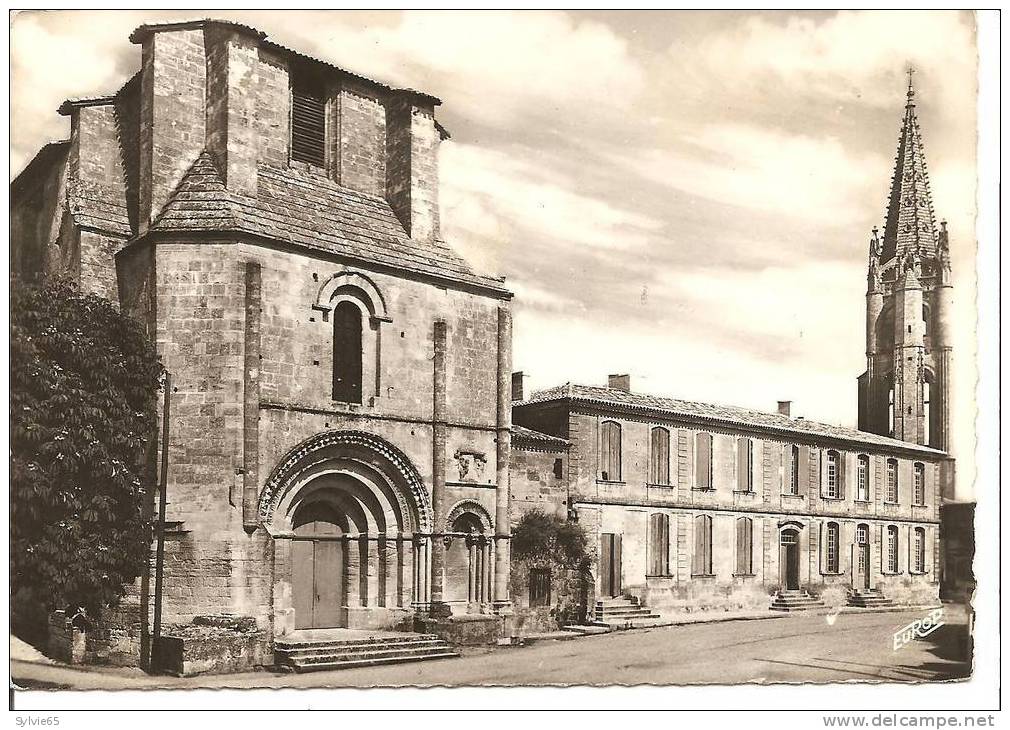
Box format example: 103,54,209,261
893,608,946,651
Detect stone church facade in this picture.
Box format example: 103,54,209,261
13,20,527,664
12,20,955,669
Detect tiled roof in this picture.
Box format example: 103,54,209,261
68,178,132,237
511,425,569,450
151,152,509,295
520,383,945,456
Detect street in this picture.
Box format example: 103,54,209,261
12,606,970,690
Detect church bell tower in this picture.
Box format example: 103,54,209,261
857,72,953,452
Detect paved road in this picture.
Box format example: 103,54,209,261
12,606,970,690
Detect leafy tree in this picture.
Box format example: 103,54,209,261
11,278,162,619
511,509,589,572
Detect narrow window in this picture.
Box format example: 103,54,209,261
735,517,753,575
785,444,801,495
825,522,839,573
529,568,551,607
648,513,670,576
913,527,926,573
922,303,931,338
291,74,327,167
888,388,895,437
332,301,363,403
856,523,869,545
826,450,840,499
553,458,563,480
886,525,899,573
886,458,899,503
913,463,926,506
695,432,713,489
692,514,713,576
923,378,932,447
650,427,670,485
600,421,622,481
857,455,870,501
737,437,754,492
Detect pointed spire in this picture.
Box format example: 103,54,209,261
879,69,939,264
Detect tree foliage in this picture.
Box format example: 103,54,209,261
511,509,589,572
11,278,162,617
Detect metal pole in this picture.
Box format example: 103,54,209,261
150,371,170,670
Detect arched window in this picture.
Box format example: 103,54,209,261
913,527,926,573
736,437,754,492
600,421,622,481
647,513,670,576
692,514,713,576
824,522,840,573
886,458,899,503
649,427,670,485
735,517,753,575
856,523,869,545
332,301,363,403
695,432,713,490
886,525,899,573
825,450,842,499
913,463,926,506
856,455,870,501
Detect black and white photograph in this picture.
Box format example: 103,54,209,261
7,7,1000,719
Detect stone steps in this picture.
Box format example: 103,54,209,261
275,634,459,673
593,596,662,626
847,589,895,608
769,591,825,612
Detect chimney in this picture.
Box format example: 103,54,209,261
608,374,631,393
511,371,525,402
386,90,442,242
777,400,791,417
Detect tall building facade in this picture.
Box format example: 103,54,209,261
12,19,516,666
858,77,954,455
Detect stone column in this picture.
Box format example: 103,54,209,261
468,538,478,604
493,304,513,610
399,536,411,608
429,320,451,618
384,536,399,609
345,536,360,608
366,535,380,607
483,540,494,604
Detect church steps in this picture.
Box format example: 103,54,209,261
275,633,459,672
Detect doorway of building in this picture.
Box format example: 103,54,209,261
780,529,800,590
854,523,871,589
292,501,346,629
600,533,622,597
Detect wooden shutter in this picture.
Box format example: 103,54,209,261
696,433,712,489
291,79,326,166
694,515,711,575
737,438,752,491
601,422,621,481
651,428,670,485
613,534,622,593
798,446,810,495
736,518,752,574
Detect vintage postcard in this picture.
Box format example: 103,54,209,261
8,8,998,717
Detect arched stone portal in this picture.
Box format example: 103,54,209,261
261,431,434,635
443,501,494,611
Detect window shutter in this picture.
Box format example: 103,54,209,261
693,516,704,574
696,433,712,489
736,438,748,491
291,80,326,166
799,446,811,495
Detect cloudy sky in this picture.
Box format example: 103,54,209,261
10,10,978,494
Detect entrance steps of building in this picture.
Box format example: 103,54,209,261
274,631,458,673
592,595,662,627
769,590,825,612
846,588,895,608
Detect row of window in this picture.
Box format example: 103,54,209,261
647,515,928,577
599,422,928,506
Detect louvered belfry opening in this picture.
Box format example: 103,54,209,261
291,72,327,167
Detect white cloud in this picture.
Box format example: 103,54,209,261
440,141,665,268
616,124,882,224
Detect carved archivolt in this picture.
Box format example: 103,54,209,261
258,430,432,532
312,269,391,323
445,499,493,533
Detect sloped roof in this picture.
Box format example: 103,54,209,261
151,151,509,295
879,78,940,263
511,425,569,451
519,383,945,456
68,178,132,236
